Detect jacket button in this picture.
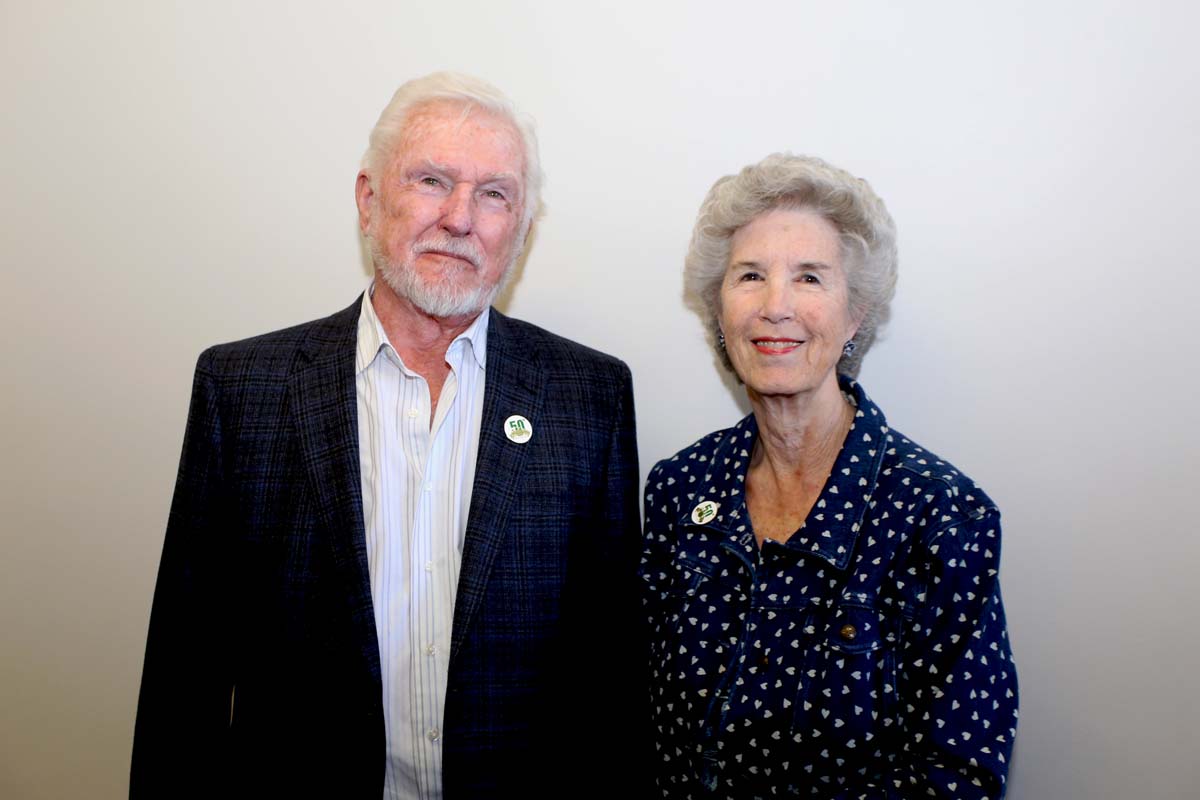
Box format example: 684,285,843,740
839,623,858,641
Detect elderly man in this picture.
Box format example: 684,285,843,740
131,73,642,799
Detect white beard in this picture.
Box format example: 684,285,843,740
368,231,515,319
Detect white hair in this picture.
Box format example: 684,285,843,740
361,71,544,237
684,153,898,378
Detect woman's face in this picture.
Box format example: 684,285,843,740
719,208,859,401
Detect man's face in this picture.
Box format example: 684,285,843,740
357,101,526,318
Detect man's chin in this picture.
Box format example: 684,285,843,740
412,294,491,319
379,269,493,319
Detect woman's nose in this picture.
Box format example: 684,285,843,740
759,279,794,322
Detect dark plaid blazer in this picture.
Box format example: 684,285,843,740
131,296,643,798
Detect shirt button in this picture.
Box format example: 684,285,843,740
407,408,419,419
839,623,858,641
426,644,437,656
427,728,440,742
424,561,433,572
424,483,433,492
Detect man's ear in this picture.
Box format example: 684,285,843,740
355,172,374,235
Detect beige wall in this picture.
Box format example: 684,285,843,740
3,2,1198,797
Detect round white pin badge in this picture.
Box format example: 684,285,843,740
691,500,719,525
504,414,533,444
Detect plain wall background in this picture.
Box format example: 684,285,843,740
3,2,1198,797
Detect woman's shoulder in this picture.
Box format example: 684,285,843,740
643,416,757,525
844,378,999,523
878,425,997,512
647,415,756,485
869,424,1002,567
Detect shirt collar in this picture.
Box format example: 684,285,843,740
677,376,890,571
355,282,490,376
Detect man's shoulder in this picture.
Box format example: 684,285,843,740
196,296,361,379
490,309,629,378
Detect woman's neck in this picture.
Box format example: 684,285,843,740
748,378,853,478
744,378,855,546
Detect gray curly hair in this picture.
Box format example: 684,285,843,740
684,153,898,378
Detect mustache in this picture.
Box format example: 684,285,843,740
412,237,482,270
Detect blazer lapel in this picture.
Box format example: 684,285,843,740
287,295,382,688
451,309,546,661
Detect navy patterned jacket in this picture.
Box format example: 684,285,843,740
131,296,643,798
641,379,1018,799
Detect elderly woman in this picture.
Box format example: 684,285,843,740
641,154,1018,798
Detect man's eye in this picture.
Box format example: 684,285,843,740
419,176,443,187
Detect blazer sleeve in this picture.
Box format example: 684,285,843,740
561,361,647,787
873,507,1019,800
130,349,235,798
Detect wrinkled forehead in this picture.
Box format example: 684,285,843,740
402,99,488,134
395,100,526,174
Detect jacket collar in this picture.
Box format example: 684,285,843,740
287,295,381,687
355,283,491,375
451,309,547,662
676,377,889,571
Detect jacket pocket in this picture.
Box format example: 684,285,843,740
792,602,900,749
652,548,750,728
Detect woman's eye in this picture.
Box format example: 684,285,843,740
738,272,762,282
800,273,821,284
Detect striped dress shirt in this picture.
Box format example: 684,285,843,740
355,288,488,800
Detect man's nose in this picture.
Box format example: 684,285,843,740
440,184,474,236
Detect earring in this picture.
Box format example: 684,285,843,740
718,331,726,350
842,339,856,358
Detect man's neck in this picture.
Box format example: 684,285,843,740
370,279,482,410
